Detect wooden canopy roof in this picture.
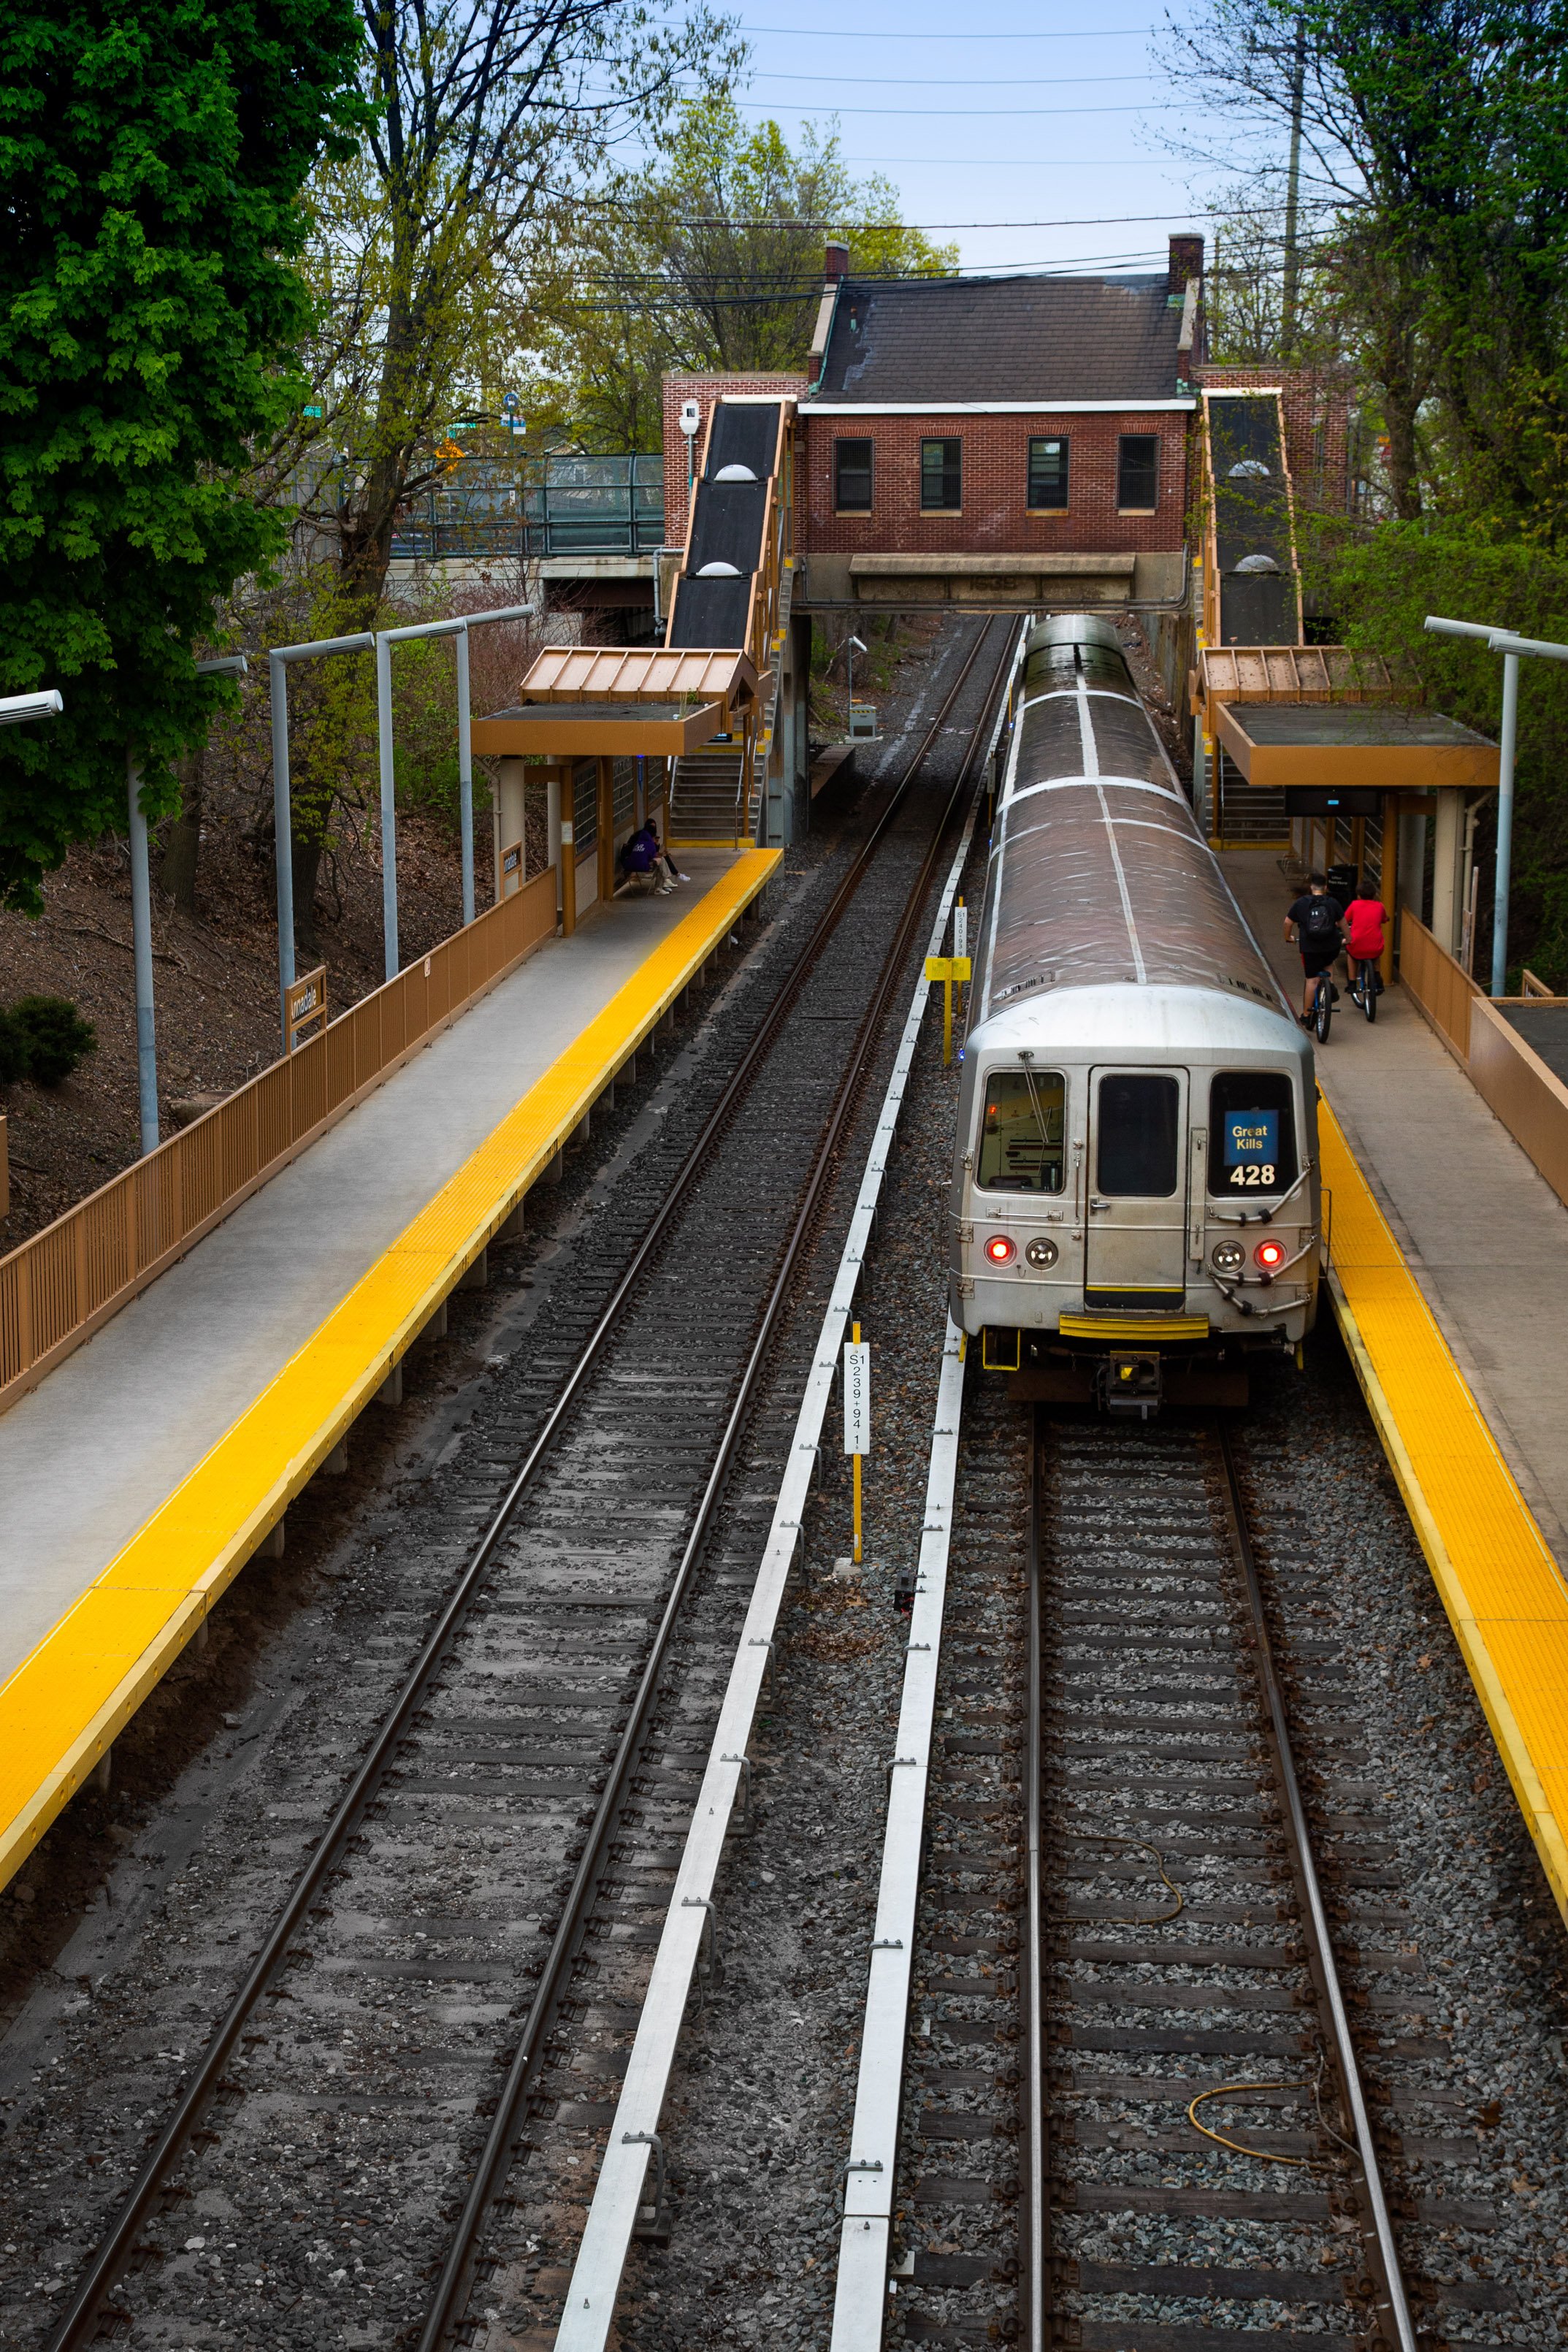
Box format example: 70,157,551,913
471,645,760,759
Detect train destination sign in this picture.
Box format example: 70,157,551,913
1223,1110,1278,1185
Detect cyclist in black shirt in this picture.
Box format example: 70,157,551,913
1284,874,1345,1027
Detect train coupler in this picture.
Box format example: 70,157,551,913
1097,1350,1162,1420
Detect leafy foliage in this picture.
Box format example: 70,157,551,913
280,0,739,613
534,96,959,451
1,996,99,1085
0,0,364,914
1321,521,1568,982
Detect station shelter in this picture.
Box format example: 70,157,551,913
472,645,760,930
1194,645,1500,980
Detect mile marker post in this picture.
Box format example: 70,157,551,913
844,1321,871,1565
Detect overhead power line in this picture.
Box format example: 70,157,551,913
730,96,1179,113
737,20,1155,34
750,71,1158,86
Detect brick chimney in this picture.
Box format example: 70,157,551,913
1169,232,1204,291
825,240,849,283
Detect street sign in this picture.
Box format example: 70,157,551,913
952,901,968,957
283,964,328,1053
500,837,524,898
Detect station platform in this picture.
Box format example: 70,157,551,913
1223,849,1568,1920
0,848,779,1891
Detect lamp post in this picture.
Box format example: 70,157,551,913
126,655,248,1156
1423,615,1568,996
0,690,64,727
846,633,866,735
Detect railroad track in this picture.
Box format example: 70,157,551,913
44,616,1012,2352
897,1409,1514,2352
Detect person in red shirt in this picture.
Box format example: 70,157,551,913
1342,883,1387,999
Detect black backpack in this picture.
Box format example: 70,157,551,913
1300,896,1339,943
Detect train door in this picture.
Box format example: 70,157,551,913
1084,1068,1189,1305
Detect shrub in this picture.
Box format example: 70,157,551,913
0,1008,27,1085
7,996,97,1085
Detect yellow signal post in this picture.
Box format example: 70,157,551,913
924,952,972,1065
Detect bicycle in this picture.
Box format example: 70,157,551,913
1308,966,1334,1042
1348,955,1380,1022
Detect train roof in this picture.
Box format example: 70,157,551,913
978,776,1289,1020
968,982,1307,1061
1023,614,1125,660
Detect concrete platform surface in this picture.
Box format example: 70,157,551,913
0,850,763,1700
1223,848,1568,1570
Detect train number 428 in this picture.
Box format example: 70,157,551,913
1229,1164,1276,1186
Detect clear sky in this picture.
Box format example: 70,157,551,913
722,1,1248,279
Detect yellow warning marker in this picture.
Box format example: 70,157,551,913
925,953,972,1064
844,1321,870,1565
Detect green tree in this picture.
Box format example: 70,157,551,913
538,95,958,451
0,0,364,915
1169,0,1568,528
277,0,741,616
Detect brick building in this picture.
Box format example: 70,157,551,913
662,237,1212,616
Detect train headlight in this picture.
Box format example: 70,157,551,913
984,1234,1016,1267
1024,1237,1058,1269
1210,1240,1245,1274
1254,1237,1288,1272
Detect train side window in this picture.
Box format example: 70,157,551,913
835,438,873,513
1208,1071,1298,1194
976,1071,1066,1192
1096,1073,1179,1196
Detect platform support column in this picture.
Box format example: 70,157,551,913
1398,805,1429,925
496,757,527,902
597,757,615,905
1379,797,1399,985
1431,792,1465,958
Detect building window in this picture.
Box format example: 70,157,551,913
920,438,962,511
1117,434,1160,512
1028,437,1069,510
834,438,873,512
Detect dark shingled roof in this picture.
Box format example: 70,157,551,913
812,273,1186,405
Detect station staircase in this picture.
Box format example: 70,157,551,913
665,397,795,847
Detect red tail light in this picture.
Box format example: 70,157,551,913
984,1234,1016,1266
1255,1237,1288,1271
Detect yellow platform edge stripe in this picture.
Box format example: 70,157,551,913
0,852,780,1892
1319,1099,1568,1928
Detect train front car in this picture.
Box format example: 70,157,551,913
949,616,1319,1417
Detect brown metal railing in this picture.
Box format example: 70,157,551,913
0,863,559,1414
1400,911,1568,1210
1399,909,1479,1058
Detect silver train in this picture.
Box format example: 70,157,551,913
947,615,1320,1416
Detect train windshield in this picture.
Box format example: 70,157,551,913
1208,1071,1298,1194
976,1070,1066,1192
1095,1074,1180,1196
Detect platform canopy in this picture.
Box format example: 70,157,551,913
471,644,759,759
1216,699,1498,793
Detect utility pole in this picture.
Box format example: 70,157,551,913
1282,12,1307,359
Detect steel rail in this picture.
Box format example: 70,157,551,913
44,617,1002,2352
422,617,1018,2352
1022,1410,1047,2352
1214,1422,1420,2352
